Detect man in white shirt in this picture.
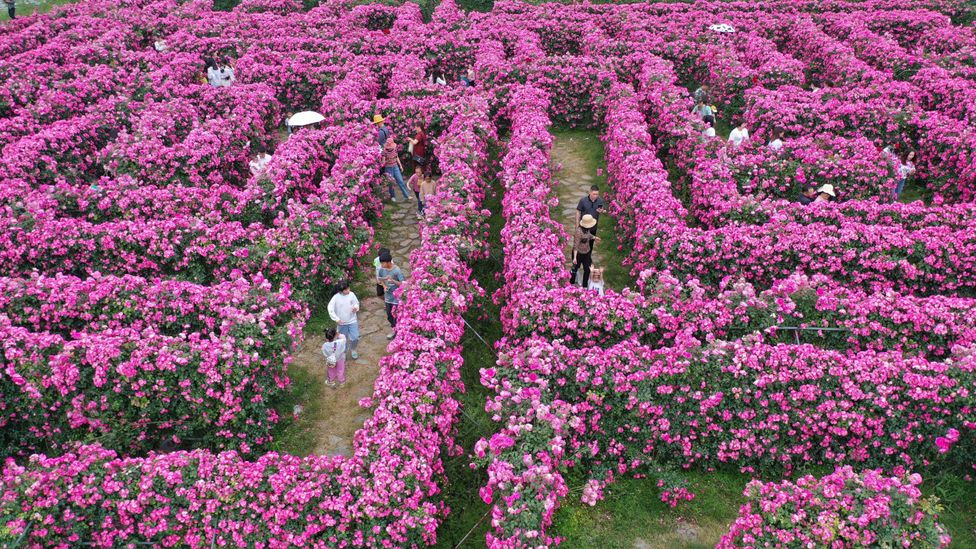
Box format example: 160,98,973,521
327,280,361,359
728,123,750,147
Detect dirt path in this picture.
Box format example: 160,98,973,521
552,132,610,277
290,197,423,457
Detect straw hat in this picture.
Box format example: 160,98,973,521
372,114,386,124
817,184,836,197
579,214,597,229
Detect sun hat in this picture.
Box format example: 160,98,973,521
817,184,836,197
372,114,386,124
579,214,597,229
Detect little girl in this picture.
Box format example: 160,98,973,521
408,171,423,217
588,267,605,296
419,174,437,217
321,328,347,388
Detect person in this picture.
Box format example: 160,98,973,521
588,266,605,296
153,37,168,52
321,328,347,388
205,58,221,87
374,247,391,297
428,70,447,86
814,184,836,203
728,122,750,147
768,130,784,151
382,139,410,202
419,174,437,217
460,68,476,87
408,171,424,217
327,280,361,360
408,124,428,173
692,102,714,124
374,114,391,147
216,59,235,87
376,251,405,340
249,146,272,177
693,84,709,104
5,0,14,19
576,185,606,236
702,124,716,138
570,215,600,288
893,151,915,200
797,184,818,205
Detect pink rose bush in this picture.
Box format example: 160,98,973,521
718,467,951,548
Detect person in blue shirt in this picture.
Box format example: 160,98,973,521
375,251,406,340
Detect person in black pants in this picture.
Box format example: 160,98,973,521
570,215,600,287
5,0,15,19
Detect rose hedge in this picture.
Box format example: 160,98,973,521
718,467,951,548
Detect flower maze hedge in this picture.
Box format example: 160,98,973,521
2,0,976,547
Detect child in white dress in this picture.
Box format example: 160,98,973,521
588,267,605,296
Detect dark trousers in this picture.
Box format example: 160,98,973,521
570,251,592,288
414,190,423,213
6,3,13,18
385,302,397,328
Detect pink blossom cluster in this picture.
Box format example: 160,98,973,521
718,467,951,548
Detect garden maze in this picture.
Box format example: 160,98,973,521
1,0,975,547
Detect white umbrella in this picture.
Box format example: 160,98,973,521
287,111,326,127
709,23,736,34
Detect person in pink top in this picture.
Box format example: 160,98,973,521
321,328,347,388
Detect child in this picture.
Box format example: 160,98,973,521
588,267,605,296
419,174,437,217
408,171,423,217
321,328,347,387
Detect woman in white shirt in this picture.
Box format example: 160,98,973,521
768,129,784,151
728,123,750,147
217,60,235,87
321,328,347,387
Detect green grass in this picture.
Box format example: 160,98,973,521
3,0,75,19
552,469,976,548
551,128,635,290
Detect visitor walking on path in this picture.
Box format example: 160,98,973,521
570,215,600,288
327,280,361,360
374,247,391,297
407,124,428,173
5,0,14,19
321,328,347,388
376,251,405,340
576,185,605,235
382,139,411,202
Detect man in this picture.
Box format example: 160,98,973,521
693,84,709,104
5,0,14,19
374,114,390,147
249,146,272,177
327,280,361,360
576,185,606,235
728,122,750,148
375,252,405,340
798,184,817,205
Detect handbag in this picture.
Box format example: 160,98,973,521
376,283,385,297
407,140,415,154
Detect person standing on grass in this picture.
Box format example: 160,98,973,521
327,280,361,360
576,185,606,236
382,138,410,202
570,215,600,288
5,0,14,19
376,251,405,340
321,328,347,388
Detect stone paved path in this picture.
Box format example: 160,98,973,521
290,195,423,457
552,133,610,276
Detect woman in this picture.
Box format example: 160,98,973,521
408,124,428,173
894,151,915,200
569,215,600,288
814,184,836,203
